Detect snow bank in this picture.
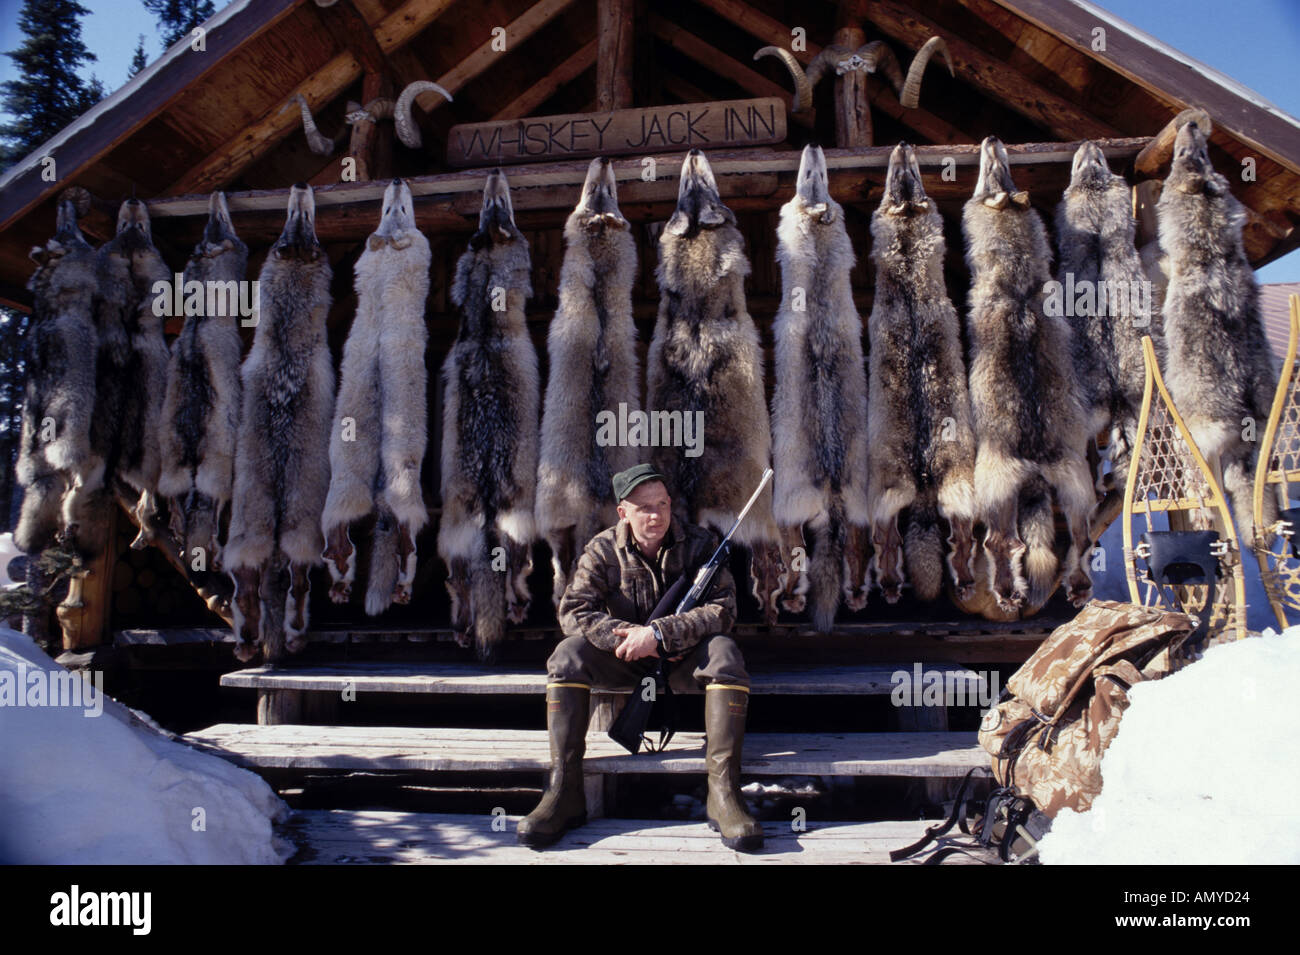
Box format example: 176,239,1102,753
1038,627,1300,864
0,628,291,864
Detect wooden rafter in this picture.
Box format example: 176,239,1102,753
491,39,598,121
861,0,1118,142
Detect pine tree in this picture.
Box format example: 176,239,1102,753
0,0,103,168
142,0,216,48
0,306,31,532
128,34,148,79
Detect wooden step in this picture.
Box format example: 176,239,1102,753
186,723,989,778
281,810,987,864
219,661,985,696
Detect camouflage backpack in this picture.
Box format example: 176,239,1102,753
893,600,1195,864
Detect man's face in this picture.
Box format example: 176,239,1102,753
618,480,671,552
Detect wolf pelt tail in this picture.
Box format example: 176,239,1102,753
904,499,945,602
806,510,845,633
471,551,506,663
1020,475,1059,609
365,504,400,617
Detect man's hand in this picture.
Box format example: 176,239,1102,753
613,625,659,661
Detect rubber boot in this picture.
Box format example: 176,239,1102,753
517,683,590,848
704,685,764,852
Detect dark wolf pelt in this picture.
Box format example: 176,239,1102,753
158,192,248,572
1157,120,1278,540
536,157,640,607
962,137,1094,613
224,184,335,662
438,169,539,663
321,179,431,617
770,144,870,631
647,149,784,622
1055,140,1155,490
868,143,978,606
87,197,172,552
15,195,99,557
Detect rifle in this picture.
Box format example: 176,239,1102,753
607,468,774,755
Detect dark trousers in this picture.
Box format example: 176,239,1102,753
547,634,750,692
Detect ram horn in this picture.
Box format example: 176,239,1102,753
754,46,815,113
280,93,339,156
900,36,954,109
394,80,454,149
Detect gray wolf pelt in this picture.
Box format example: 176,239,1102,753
536,157,640,607
224,184,335,662
770,144,870,631
1157,120,1279,540
868,143,978,606
647,149,785,623
88,197,172,552
1054,140,1155,494
962,137,1094,612
321,179,431,617
158,191,248,574
437,168,539,663
15,194,99,558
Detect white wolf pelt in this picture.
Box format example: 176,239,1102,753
158,191,247,575
438,169,539,663
770,144,871,632
15,193,99,558
88,197,171,552
1157,120,1279,541
647,149,786,624
868,143,978,608
962,137,1095,614
224,184,335,663
321,179,431,617
536,157,640,607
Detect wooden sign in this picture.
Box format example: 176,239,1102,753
447,97,786,167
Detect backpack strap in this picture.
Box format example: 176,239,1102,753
888,768,980,862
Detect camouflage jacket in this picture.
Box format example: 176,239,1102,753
557,515,737,654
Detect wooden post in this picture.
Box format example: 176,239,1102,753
597,0,635,112
349,73,395,182
257,688,303,726
57,506,118,650
833,25,872,148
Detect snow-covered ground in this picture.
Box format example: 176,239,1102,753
1038,626,1300,864
0,628,291,864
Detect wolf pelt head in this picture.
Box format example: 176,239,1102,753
185,190,249,287
367,178,426,251
963,137,1051,298
872,142,947,286
657,150,750,308
1157,120,1272,463
451,169,532,335
557,157,636,318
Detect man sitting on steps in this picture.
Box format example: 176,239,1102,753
517,463,763,852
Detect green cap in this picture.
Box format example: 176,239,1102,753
612,463,668,502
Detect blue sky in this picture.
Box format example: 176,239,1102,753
0,0,1298,277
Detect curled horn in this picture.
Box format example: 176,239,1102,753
280,93,338,156
855,41,904,95
394,80,453,149
900,36,953,109
754,46,815,113
59,186,92,219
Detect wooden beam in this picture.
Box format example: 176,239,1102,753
491,39,598,121
648,13,813,129
861,0,1118,142
987,0,1300,177
832,23,872,147
312,0,388,76
597,0,635,111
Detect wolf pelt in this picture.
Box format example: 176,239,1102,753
1158,120,1279,540
321,179,431,617
224,184,335,662
87,197,172,552
647,149,784,622
438,169,539,663
868,143,978,607
157,191,247,572
536,157,640,607
770,144,870,631
15,195,99,556
963,136,1095,613
1055,140,1155,492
